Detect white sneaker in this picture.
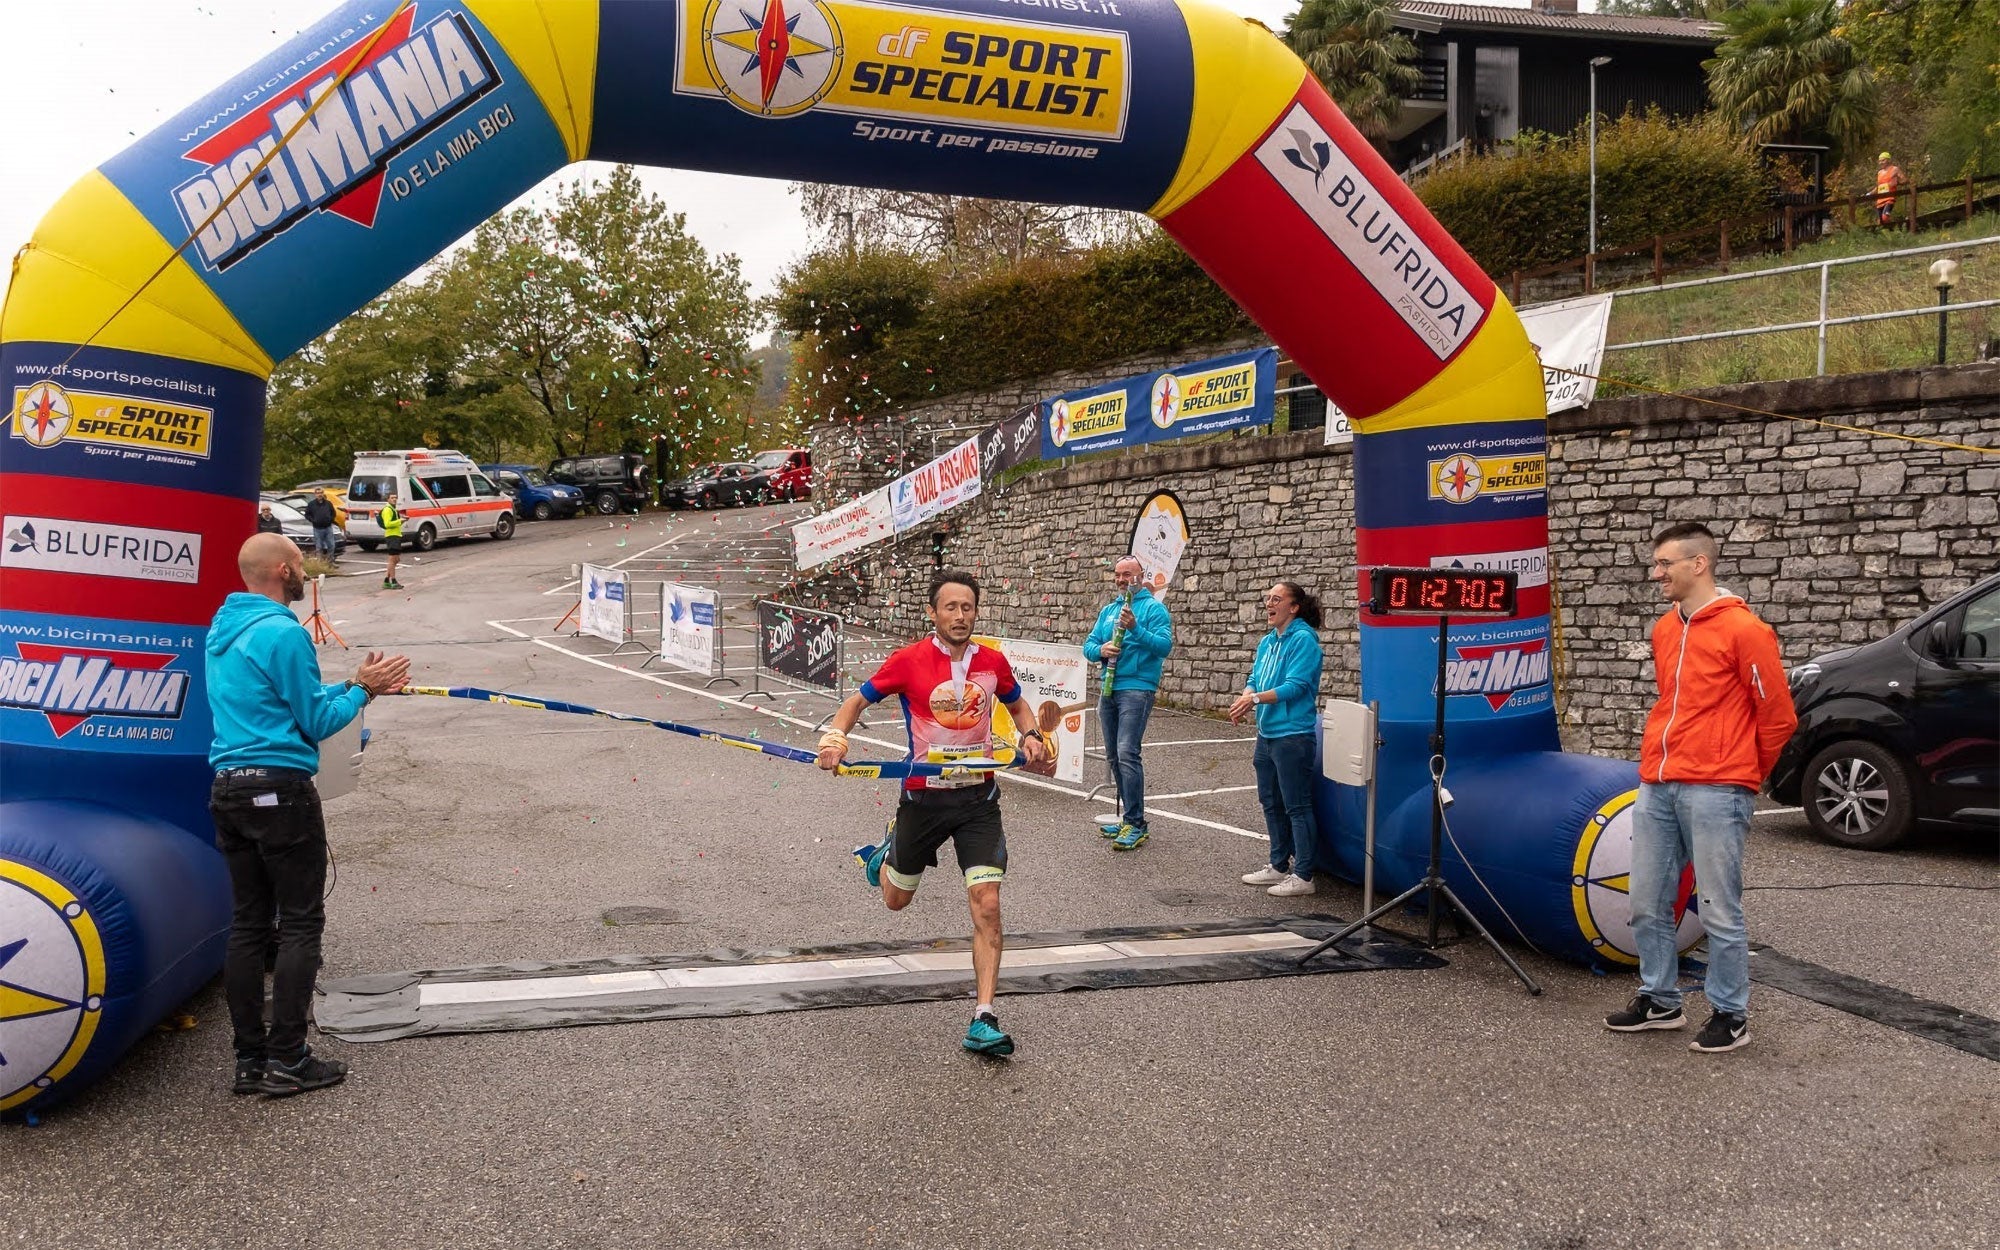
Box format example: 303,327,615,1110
1240,866,1289,886
1267,874,1317,898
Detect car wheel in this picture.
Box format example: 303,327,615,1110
414,523,437,553
532,501,552,521
1803,739,1914,850
357,540,378,552
594,491,619,516
494,514,515,540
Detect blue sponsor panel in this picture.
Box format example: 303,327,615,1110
1359,615,1561,749
1039,381,1132,458
1351,422,1548,531
1140,346,1275,440
591,0,1194,209
97,2,570,361
1,343,266,499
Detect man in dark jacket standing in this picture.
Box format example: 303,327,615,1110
303,488,339,561
207,532,409,1097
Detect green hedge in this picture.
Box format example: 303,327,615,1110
1417,110,1773,275
773,233,1254,418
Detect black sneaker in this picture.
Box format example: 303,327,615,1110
231,1057,266,1096
1604,994,1685,1032
1689,1011,1750,1053
258,1048,349,1097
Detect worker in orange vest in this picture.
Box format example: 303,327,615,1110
1874,152,1903,227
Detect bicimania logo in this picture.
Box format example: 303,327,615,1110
0,644,190,738
173,6,500,271
1442,638,1550,711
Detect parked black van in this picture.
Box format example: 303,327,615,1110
549,453,651,515
1768,571,2000,849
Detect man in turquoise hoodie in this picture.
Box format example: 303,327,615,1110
1083,557,1174,850
207,532,408,1098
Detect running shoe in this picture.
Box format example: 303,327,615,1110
1097,821,1123,838
1689,1011,1749,1053
1603,994,1685,1032
258,1048,348,1097
231,1057,266,1097
963,1012,1014,1057
853,823,894,889
1110,824,1149,851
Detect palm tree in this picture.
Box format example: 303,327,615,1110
1704,0,1878,165
1284,0,1423,144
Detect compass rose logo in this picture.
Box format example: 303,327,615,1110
11,381,73,449
1149,373,1182,429
1,859,107,1112
701,0,844,118
1433,452,1484,504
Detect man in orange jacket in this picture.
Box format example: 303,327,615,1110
1605,521,1797,1053
1874,151,1903,227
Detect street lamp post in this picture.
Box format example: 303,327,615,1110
1931,257,1961,365
1589,56,1612,257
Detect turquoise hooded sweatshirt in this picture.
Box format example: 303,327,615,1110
205,592,366,772
1247,618,1324,738
1083,587,1174,693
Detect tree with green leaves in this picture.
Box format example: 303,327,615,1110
1283,0,1423,144
1845,0,2000,179
1703,0,1878,167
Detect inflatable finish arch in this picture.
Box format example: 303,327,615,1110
1,0,1675,1113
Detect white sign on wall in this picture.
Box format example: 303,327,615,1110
792,488,894,571
579,563,628,645
659,582,719,675
1521,292,1614,414
976,635,1088,784
890,437,982,531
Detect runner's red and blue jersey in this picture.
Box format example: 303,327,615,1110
860,637,1021,792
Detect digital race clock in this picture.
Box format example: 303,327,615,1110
1368,567,1519,618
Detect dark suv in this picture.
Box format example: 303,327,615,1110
1769,571,2000,849
549,453,651,515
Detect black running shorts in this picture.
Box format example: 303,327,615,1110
384,536,403,553
889,784,1006,889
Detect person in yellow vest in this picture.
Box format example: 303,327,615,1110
379,487,405,590
1874,152,1903,227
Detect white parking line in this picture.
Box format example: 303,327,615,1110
542,532,687,595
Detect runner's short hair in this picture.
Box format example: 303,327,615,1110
1653,521,1719,563
929,569,981,607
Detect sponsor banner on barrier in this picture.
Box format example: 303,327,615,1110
890,437,982,531
1253,103,1488,363
976,635,1086,784
3,516,201,586
579,564,628,645
0,344,266,498
1360,616,1555,724
100,3,569,358
1521,293,1614,415
1043,347,1277,460
793,488,895,571
1352,421,1548,530
757,600,842,691
660,582,720,676
1128,491,1190,597
0,610,207,752
978,405,1041,479
1323,399,1354,447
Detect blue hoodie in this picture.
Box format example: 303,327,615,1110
205,592,366,772
1247,618,1324,738
1083,588,1174,693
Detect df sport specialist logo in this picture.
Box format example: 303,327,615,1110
701,0,844,118
0,859,107,1112
12,382,73,449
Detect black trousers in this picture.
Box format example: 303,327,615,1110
209,773,328,1061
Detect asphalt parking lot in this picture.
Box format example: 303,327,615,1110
13,503,1998,1250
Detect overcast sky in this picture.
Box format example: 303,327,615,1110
0,0,1543,328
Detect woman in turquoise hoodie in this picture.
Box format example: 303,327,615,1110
1228,580,1326,898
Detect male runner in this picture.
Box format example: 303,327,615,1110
816,569,1052,1057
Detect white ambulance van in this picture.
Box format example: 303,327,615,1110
346,449,516,552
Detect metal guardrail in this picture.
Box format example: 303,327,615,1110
1582,234,2000,376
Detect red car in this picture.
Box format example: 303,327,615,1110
753,448,813,502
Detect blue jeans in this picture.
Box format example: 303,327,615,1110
312,524,336,557
1098,689,1154,829
1631,781,1754,1016
1253,733,1318,880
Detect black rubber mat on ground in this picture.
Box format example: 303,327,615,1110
316,914,1445,1043
1752,945,2000,1063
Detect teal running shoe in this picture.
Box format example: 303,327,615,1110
963,1012,1014,1057
1110,823,1150,851
1097,821,1123,838
853,821,894,889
